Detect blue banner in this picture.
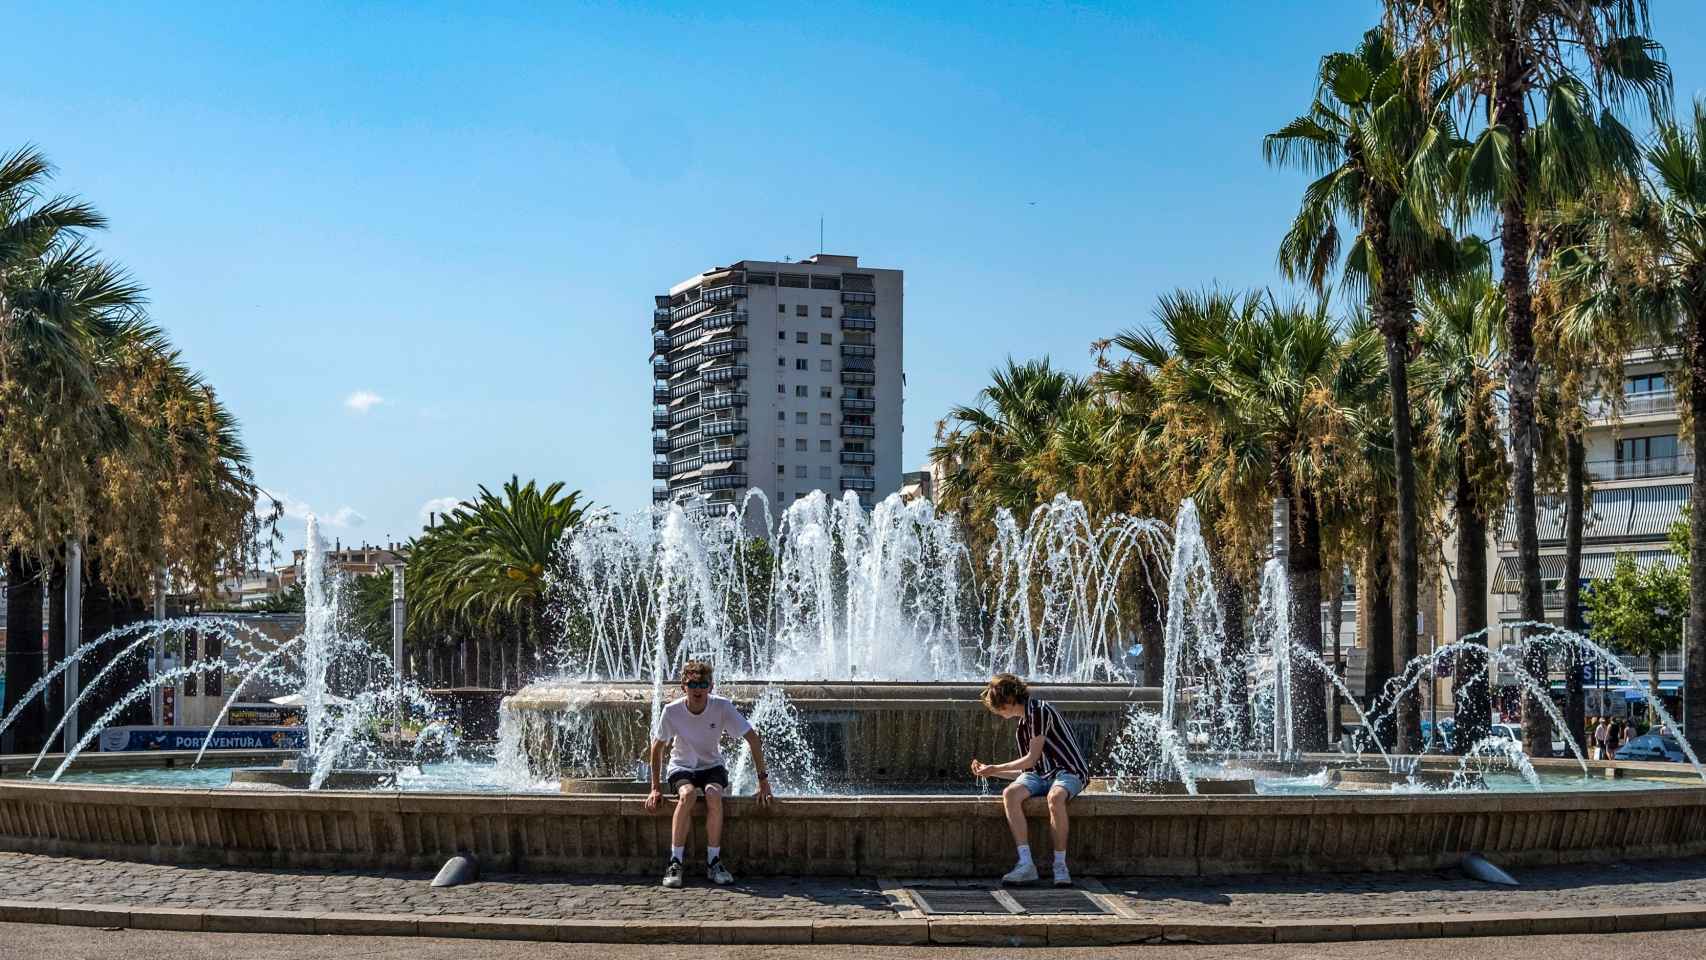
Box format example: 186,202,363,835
98,726,306,752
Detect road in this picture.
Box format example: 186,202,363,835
6,923,1704,959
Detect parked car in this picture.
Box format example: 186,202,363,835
1615,734,1689,763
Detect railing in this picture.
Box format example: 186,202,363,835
652,361,671,378
670,457,703,476
702,473,749,491
704,391,748,410
652,387,670,404
841,371,875,386
841,317,876,331
669,352,704,374
652,412,671,430
653,308,671,330
841,344,876,358
840,452,875,465
703,446,747,464
840,477,876,491
1587,390,1677,419
652,487,670,502
843,306,874,320
704,337,748,358
671,430,704,449
670,405,705,426
651,333,670,354
842,358,875,373
841,398,876,412
668,298,715,324
841,425,876,438
703,365,749,384
668,378,703,400
701,284,748,305
1585,455,1692,481
841,291,876,305
652,436,670,454
701,310,748,333
651,462,670,479
704,418,747,438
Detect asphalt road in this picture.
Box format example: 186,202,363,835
6,923,1705,959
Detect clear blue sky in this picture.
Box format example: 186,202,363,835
7,2,1706,556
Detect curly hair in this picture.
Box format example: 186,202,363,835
980,672,1029,712
681,660,714,684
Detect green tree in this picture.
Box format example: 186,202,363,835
1584,552,1685,726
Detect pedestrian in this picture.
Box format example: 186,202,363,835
971,672,1090,888
1593,716,1610,761
1620,722,1635,750
644,660,775,888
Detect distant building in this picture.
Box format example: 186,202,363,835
274,541,406,594
650,254,904,511
900,470,935,503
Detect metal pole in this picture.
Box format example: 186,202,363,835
392,566,406,738
152,567,166,725
63,540,82,754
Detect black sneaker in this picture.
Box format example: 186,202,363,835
662,858,684,889
707,857,734,885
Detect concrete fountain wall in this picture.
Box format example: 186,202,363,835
4,766,1705,877
503,681,1161,783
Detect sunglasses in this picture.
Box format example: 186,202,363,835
684,680,711,690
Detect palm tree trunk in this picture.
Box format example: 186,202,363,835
1362,537,1395,750
76,557,152,735
2,550,47,753
1218,574,1250,747
1563,429,1587,755
1686,297,1706,751
1139,581,1164,688
1290,487,1328,751
1650,653,1663,729
1329,574,1344,744
1452,456,1492,751
1379,317,1422,754
1492,35,1552,759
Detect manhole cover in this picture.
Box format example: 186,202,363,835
1007,888,1109,915
906,887,1012,915
905,885,1111,915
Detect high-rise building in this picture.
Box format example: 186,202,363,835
650,254,903,511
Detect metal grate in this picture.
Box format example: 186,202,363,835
906,887,1013,915
1007,888,1110,915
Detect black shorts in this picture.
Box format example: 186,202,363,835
666,765,730,793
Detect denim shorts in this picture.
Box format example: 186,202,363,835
1015,770,1086,799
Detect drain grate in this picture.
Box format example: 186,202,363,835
905,885,1111,916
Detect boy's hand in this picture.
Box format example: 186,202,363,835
645,788,662,811
756,779,775,806
970,759,990,778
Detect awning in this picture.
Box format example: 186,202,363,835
1492,555,1567,593
1493,550,1680,592
1499,483,1687,544
1629,484,1690,537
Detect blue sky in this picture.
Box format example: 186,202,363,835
7,2,1706,556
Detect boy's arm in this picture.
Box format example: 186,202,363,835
649,739,667,793
981,737,1047,777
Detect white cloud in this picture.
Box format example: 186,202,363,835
419,496,462,524
257,488,364,529
344,390,385,414
328,506,366,528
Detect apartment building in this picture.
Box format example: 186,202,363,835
650,255,903,510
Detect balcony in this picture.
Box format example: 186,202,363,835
704,337,748,358
841,344,876,359
670,457,703,476
702,284,748,305
704,446,747,464
704,418,748,438
703,365,749,384
841,317,876,332
669,378,703,400
653,436,670,454
842,425,876,438
702,473,749,491
1587,390,1677,419
841,398,876,413
670,405,705,426
671,430,704,449
704,391,748,410
841,452,875,465
840,477,876,492
653,486,670,503
841,291,877,305
652,386,670,405
668,298,714,325
670,351,705,374
841,371,875,386
843,306,874,320
842,358,874,373
652,333,670,354
652,412,671,430
652,361,670,379
1586,455,1693,481
652,462,670,479
652,308,671,330
702,310,748,333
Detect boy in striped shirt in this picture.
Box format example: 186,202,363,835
971,673,1090,887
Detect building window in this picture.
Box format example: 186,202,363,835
819,465,832,479
795,465,808,478
778,303,787,313
820,387,832,398
796,438,807,451
778,329,786,339
820,306,833,318
821,333,833,345
795,385,808,396
796,331,808,343
1627,373,1669,395
778,383,785,394
777,464,785,476
820,412,832,425
795,358,808,370
778,356,787,366
1618,434,1678,464
796,304,808,316
819,439,831,452
795,411,807,424
820,359,832,371
777,411,786,421
777,436,785,448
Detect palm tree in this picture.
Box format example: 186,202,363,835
1414,272,1507,748
407,477,590,690
1395,0,1669,757
1265,27,1465,751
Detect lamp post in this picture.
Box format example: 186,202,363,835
152,567,166,725
392,566,406,737
63,540,82,753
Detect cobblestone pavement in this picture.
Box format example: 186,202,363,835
4,852,1706,922
5,924,1706,960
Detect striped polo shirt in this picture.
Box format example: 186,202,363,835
1016,698,1090,780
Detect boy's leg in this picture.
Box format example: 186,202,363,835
671,782,698,850
704,785,724,849
1046,786,1070,855
1000,781,1031,846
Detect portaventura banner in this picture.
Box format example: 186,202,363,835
97,726,307,752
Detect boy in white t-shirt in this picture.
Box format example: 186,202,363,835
644,660,774,888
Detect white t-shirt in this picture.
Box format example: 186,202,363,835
651,695,752,772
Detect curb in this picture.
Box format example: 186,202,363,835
5,899,1706,945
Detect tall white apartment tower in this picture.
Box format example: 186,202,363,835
650,254,903,511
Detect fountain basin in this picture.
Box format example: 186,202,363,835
228,765,399,791
504,681,1161,783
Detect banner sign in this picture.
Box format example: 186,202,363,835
224,705,304,726
97,726,306,752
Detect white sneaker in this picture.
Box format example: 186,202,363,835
1052,864,1072,887
1001,861,1039,885
661,858,684,888
707,857,734,885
